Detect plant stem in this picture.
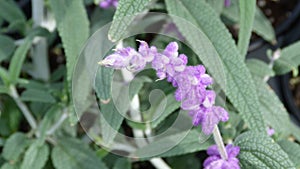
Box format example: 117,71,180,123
46,111,68,135
264,49,281,82
9,85,37,129
120,66,171,169
212,125,228,160
31,0,50,81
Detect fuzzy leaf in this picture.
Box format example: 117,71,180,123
49,0,90,83
278,140,300,168
237,0,256,58
20,89,56,103
274,41,300,75
0,35,15,62
2,133,30,162
254,78,291,137
132,129,213,158
150,94,180,128
51,138,108,169
20,142,49,169
0,0,25,23
222,0,275,43
8,38,32,84
108,0,152,41
166,0,265,132
246,59,274,78
235,131,295,169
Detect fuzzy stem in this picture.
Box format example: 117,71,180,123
212,125,228,160
46,112,68,135
9,85,37,129
31,0,50,81
264,49,281,82
120,68,171,169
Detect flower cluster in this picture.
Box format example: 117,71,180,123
99,0,118,9
204,144,240,169
99,41,229,135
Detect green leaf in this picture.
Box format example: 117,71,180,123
20,142,49,169
51,138,108,169
131,130,213,158
0,67,10,86
253,7,276,44
99,101,125,145
1,163,19,169
150,94,180,128
235,131,295,169
113,158,131,169
0,0,26,23
165,0,265,132
0,86,8,94
254,78,291,137
2,132,30,162
37,105,62,143
290,122,300,142
246,59,274,78
108,0,152,41
222,0,275,43
0,35,15,62
278,140,300,168
129,76,152,99
8,37,32,84
20,89,56,103
274,41,300,75
95,67,113,102
206,0,223,15
237,0,256,58
49,0,90,83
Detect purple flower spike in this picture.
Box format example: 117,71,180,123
99,40,229,134
204,144,240,169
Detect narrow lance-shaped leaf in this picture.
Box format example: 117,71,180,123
108,0,152,42
49,0,90,83
0,0,25,23
237,0,256,59
165,0,265,132
8,38,32,84
222,0,275,43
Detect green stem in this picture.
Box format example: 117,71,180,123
9,85,37,129
31,0,50,81
212,125,228,160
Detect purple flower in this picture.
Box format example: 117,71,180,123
99,0,118,9
99,41,229,134
224,0,231,7
204,144,240,169
267,127,275,136
99,41,156,71
152,42,187,80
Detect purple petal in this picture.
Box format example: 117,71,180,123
207,145,220,156
226,144,240,158
203,156,220,167
213,106,229,122
99,1,110,8
164,42,178,58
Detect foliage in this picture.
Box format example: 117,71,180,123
0,0,300,168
